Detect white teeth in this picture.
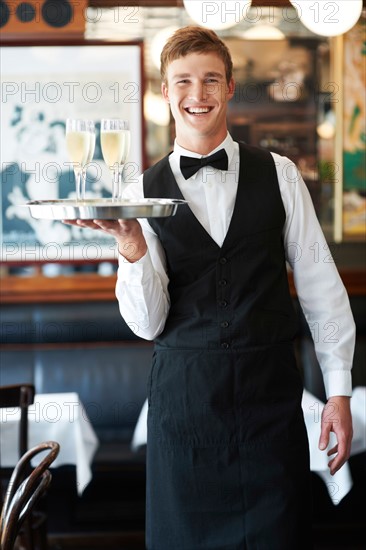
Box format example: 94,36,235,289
187,107,210,114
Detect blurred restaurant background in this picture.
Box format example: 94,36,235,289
0,1,365,549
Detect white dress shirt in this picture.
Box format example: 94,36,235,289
116,134,355,399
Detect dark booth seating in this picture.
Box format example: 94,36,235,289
1,300,151,536
1,294,365,545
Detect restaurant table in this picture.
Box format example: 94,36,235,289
132,387,366,505
0,392,99,495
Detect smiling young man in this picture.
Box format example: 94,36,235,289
160,50,235,153
67,26,355,550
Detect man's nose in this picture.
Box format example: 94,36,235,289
189,82,208,102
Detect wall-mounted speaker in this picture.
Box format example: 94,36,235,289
0,1,87,39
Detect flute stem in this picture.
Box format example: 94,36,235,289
75,170,82,202
112,168,119,201
118,165,124,200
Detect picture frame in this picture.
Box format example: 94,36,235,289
342,17,366,241
0,40,146,264
333,14,366,242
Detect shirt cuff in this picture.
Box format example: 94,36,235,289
323,370,353,399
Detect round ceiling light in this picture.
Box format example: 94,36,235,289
290,0,363,37
183,0,252,30
242,24,285,40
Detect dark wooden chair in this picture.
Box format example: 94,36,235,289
0,385,35,509
0,384,37,549
0,441,60,550
0,384,35,462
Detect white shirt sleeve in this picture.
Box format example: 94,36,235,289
272,153,356,399
115,176,170,340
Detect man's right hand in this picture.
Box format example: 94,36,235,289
62,219,147,263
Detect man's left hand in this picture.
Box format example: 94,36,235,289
318,395,353,475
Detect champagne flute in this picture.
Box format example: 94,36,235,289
100,119,130,201
81,120,96,200
65,118,90,201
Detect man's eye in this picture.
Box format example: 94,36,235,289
206,79,218,84
177,80,189,84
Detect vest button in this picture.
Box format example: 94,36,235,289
221,342,230,349
219,300,228,308
221,321,229,328
219,257,227,265
218,279,227,286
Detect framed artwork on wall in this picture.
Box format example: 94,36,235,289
0,40,145,264
342,16,366,240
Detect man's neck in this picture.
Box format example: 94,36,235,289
176,131,228,156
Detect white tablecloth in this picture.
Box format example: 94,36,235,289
132,387,366,505
0,392,99,495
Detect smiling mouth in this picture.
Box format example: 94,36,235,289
184,107,213,115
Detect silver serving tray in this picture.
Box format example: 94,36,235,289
24,198,187,220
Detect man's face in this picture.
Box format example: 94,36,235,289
161,52,235,151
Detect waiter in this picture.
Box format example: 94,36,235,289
68,27,355,550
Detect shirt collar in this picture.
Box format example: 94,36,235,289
173,133,235,180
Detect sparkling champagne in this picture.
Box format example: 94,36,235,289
66,131,90,167
101,130,130,169
86,131,96,164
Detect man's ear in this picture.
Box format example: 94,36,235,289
227,77,235,100
161,82,170,103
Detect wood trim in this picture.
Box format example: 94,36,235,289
1,269,365,304
0,341,153,352
88,0,183,6
88,0,366,7
87,1,295,7
0,274,117,303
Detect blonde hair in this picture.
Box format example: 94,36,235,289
160,26,233,84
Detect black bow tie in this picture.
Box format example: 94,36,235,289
180,149,229,180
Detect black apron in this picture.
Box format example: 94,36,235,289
143,143,313,550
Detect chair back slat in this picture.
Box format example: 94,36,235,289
0,385,35,409
0,384,35,460
0,384,36,548
0,441,59,550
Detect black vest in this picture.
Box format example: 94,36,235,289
143,142,298,350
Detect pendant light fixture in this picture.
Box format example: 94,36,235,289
183,0,252,30
290,0,363,37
